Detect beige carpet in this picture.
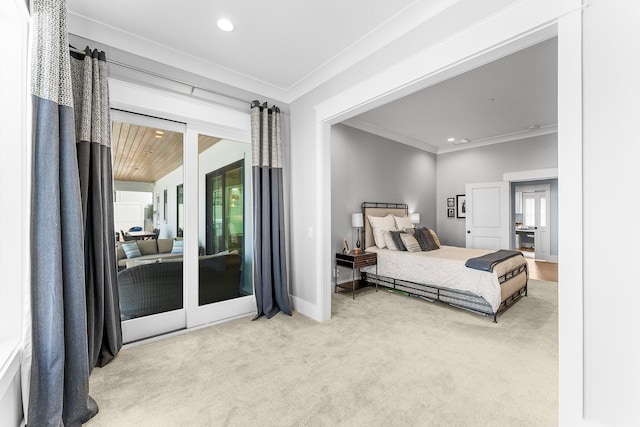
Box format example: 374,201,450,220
86,280,558,427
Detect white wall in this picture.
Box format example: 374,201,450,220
582,1,640,425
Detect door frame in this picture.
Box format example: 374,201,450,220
315,2,583,424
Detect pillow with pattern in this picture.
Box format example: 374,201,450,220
400,233,421,252
171,239,184,254
121,241,141,259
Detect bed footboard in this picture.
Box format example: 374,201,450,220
362,260,528,323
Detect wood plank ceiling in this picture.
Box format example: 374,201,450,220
112,121,221,183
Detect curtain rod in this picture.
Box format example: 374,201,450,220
69,46,252,106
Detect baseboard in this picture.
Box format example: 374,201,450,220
290,295,321,321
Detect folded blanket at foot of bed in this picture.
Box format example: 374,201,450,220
465,249,523,272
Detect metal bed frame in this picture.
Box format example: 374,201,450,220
360,202,528,322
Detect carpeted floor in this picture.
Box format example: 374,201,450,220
86,280,558,427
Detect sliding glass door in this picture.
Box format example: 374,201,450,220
184,130,254,328
111,110,186,343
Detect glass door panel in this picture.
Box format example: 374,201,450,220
197,134,253,311
111,110,186,343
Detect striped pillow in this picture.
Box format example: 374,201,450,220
121,241,141,259
171,239,183,254
400,233,421,252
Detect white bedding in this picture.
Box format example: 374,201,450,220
360,245,526,312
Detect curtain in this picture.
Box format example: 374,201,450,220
28,0,97,425
70,47,122,369
27,1,120,425
251,101,292,319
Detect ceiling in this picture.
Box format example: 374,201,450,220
68,1,557,156
344,37,558,154
112,121,220,183
67,0,449,100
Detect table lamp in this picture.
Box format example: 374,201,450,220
411,212,420,227
352,213,364,253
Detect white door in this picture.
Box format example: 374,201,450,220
522,189,551,260
465,181,510,250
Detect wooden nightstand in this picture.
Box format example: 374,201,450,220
335,251,378,299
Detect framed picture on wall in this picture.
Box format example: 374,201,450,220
447,197,455,207
456,194,466,218
447,208,455,218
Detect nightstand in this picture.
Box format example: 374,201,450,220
335,251,378,299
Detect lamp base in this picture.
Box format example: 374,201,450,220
352,248,362,254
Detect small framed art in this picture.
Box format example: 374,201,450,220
447,197,455,207
456,194,466,218
447,208,455,218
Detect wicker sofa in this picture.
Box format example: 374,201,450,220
116,238,183,270
117,253,242,320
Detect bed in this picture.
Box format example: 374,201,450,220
359,202,528,322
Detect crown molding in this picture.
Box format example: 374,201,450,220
436,124,558,154
67,12,288,102
341,118,439,154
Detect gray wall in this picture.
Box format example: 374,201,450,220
436,133,558,247
331,124,437,254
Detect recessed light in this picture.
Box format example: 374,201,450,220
217,18,234,32
459,138,471,144
155,130,164,135
447,137,456,142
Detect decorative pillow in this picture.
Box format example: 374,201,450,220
121,241,141,259
429,229,441,247
383,230,406,251
393,215,414,231
171,239,184,254
157,238,173,254
137,239,158,256
414,227,439,251
367,214,397,249
400,233,421,252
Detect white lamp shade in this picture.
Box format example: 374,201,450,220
351,213,364,228
410,212,420,224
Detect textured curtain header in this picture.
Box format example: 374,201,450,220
70,47,111,147
251,101,282,168
31,0,73,107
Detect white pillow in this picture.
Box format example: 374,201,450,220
368,214,397,248
393,215,414,231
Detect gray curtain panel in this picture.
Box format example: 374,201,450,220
70,47,122,368
29,0,97,425
251,101,292,319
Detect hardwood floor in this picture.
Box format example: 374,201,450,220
525,257,558,282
